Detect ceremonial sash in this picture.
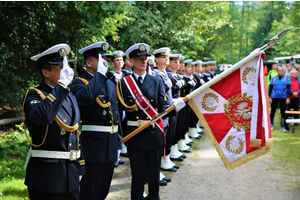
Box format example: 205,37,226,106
123,75,165,134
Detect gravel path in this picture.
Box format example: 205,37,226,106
107,133,300,200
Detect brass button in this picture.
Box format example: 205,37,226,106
115,111,117,113
135,108,138,111
117,121,119,123
70,132,72,135
146,117,149,119
136,116,139,119
130,100,133,102
116,101,118,103
103,100,106,103
151,99,153,102
110,120,112,123
69,143,72,147
63,119,67,123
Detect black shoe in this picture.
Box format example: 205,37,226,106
186,142,193,146
170,156,183,162
179,148,192,153
173,164,180,169
120,153,128,157
191,135,201,139
180,154,186,159
119,160,125,165
163,177,171,182
161,166,177,172
159,179,168,186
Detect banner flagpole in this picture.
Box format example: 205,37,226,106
122,27,293,143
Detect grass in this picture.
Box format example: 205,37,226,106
0,109,300,199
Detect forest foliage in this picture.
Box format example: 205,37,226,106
0,1,299,116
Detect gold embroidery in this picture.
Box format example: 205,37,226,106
225,135,244,155
242,67,256,85
201,93,219,112
224,93,252,131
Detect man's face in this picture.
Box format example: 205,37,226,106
124,58,133,68
185,65,193,75
287,65,292,71
291,70,298,79
272,64,277,70
86,56,98,74
211,64,217,71
44,64,64,87
112,57,124,70
178,62,185,73
156,55,169,66
204,65,210,73
195,65,202,74
277,67,284,77
192,67,195,74
131,54,147,73
169,60,179,71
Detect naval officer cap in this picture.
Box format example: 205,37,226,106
31,43,75,67
79,42,111,58
147,56,155,67
153,47,171,58
169,54,181,61
111,50,124,61
196,60,202,66
126,43,150,59
211,61,217,65
191,62,196,67
180,56,185,62
184,59,193,66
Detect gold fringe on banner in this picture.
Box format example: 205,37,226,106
250,139,261,148
188,98,272,171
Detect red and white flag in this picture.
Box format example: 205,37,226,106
188,49,272,170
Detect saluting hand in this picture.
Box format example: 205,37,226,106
97,54,108,76
58,56,74,88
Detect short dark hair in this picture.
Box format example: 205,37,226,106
39,63,52,77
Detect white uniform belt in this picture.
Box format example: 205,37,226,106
81,125,118,134
31,150,80,161
127,120,149,127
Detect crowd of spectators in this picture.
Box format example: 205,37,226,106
267,62,300,132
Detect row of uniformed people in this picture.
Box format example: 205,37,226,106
23,41,217,200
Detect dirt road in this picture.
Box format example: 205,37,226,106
107,133,300,200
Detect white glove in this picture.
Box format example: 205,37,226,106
97,54,108,75
176,80,183,88
173,98,186,112
57,56,74,87
165,80,172,89
188,80,196,87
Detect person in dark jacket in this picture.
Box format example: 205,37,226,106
70,42,123,200
23,44,84,200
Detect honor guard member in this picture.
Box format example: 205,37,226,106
23,44,84,200
210,60,217,77
107,50,125,85
166,54,187,162
122,53,133,77
107,50,127,163
202,61,212,83
116,43,186,200
178,56,185,74
175,59,196,152
147,56,157,76
70,42,123,200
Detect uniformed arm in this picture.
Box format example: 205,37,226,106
24,84,69,126
70,72,107,106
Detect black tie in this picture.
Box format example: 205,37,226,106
138,76,143,87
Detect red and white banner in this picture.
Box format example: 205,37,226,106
188,48,272,170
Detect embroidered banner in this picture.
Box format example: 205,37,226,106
188,49,272,170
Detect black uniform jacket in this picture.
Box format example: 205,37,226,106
24,81,82,194
167,72,182,98
70,71,122,163
117,73,171,151
121,68,133,77
193,73,205,89
106,70,121,85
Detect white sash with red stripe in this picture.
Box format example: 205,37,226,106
123,75,165,134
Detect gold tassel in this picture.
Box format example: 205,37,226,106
116,79,137,112
250,139,261,148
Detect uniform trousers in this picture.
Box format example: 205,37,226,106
28,188,79,200
79,162,114,200
127,146,162,200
